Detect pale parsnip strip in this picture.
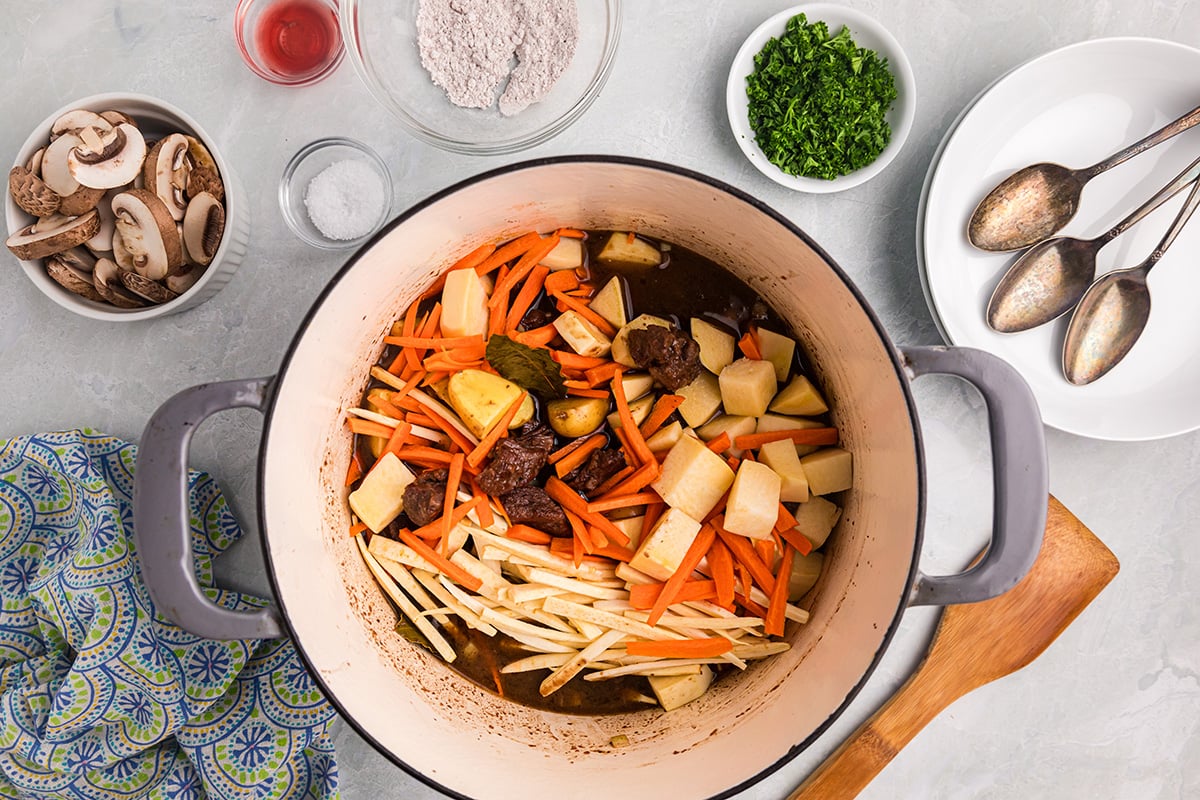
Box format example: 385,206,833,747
477,606,592,645
409,387,481,445
413,569,497,635
454,562,578,634
368,535,437,573
570,618,607,641
543,592,600,606
732,641,791,659
502,652,579,673
585,658,734,680
540,629,626,697
355,536,457,662
620,610,749,669
638,665,704,677
347,406,402,427
408,423,449,444
479,546,516,562
591,599,634,613
373,555,451,625
526,568,629,601
504,583,568,604
369,366,409,392
627,611,763,630
615,562,657,586
472,530,614,580
543,597,686,642
741,580,811,624
450,549,510,590
505,631,577,654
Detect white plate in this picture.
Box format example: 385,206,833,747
726,3,916,193
921,37,1200,441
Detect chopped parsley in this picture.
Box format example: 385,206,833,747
745,14,897,180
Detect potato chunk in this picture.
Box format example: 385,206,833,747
652,434,735,521
719,358,778,417
770,375,829,416
756,328,795,382
629,507,703,581
597,232,661,268
607,393,654,429
590,276,628,328
539,236,583,270
674,371,722,428
787,551,824,601
620,372,654,401
690,318,735,375
440,268,489,338
758,439,810,503
756,412,827,456
546,397,608,438
696,414,756,456
611,314,671,366
723,461,781,540
553,310,612,357
800,447,852,495
645,420,684,453
649,665,714,711
792,495,841,548
447,369,527,438
348,452,415,533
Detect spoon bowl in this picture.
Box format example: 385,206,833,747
969,164,1083,252
1062,268,1151,385
987,235,1099,331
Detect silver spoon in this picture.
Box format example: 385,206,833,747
1062,176,1200,385
968,102,1200,252
987,153,1200,332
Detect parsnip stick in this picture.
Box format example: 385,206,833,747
356,536,456,662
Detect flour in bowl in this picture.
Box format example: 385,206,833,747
416,0,579,116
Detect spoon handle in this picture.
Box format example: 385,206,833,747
1103,154,1200,241
1082,103,1200,179
1145,177,1200,270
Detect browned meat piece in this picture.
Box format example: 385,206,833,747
402,468,449,527
519,307,555,331
500,486,571,536
477,423,555,496
626,325,702,391
565,448,628,495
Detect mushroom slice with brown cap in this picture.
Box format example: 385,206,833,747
100,110,138,128
110,189,182,280
120,271,177,305
143,134,191,221
26,147,45,178
165,262,205,295
85,194,117,253
181,192,224,266
50,109,114,139
57,246,97,273
5,210,100,260
112,228,135,270
183,136,224,201
9,166,60,216
93,257,147,308
41,133,82,197
68,124,146,190
57,185,104,216
45,254,106,303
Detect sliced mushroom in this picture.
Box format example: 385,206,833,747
57,184,105,216
181,192,224,266
183,136,224,201
85,193,118,253
143,134,191,221
112,228,134,270
120,271,177,304
50,109,114,139
9,165,60,216
68,124,146,190
5,210,100,260
57,246,97,273
93,258,147,308
100,110,138,128
41,132,82,196
26,147,45,178
165,262,205,295
45,254,106,303
110,189,182,280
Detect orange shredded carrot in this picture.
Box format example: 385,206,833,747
595,461,660,500
489,236,560,308
550,291,619,337
378,421,413,464
626,231,636,244
705,431,732,454
738,329,763,360
588,523,609,550
715,524,776,594
734,428,839,449
572,527,586,566
592,464,635,496
470,478,494,529
349,522,369,538
584,362,622,386
505,264,551,331
586,492,660,514
543,270,580,294
348,419,395,439
388,373,424,405
512,324,559,348
555,227,586,239
440,452,465,551
775,503,798,533
396,527,483,592
701,490,731,524
591,543,636,562
564,509,594,556
625,638,732,659
392,447,454,468
466,392,527,469
736,590,769,619
765,545,795,637
411,495,481,540
648,523,716,625
638,394,685,439
629,579,717,610
776,525,814,557
545,477,630,546
407,400,476,454
611,372,654,467
344,451,365,487
548,431,605,465
553,433,607,477
451,242,496,272
475,231,541,276
566,387,610,399
384,334,485,349
755,538,776,571
419,303,443,337
505,524,553,545
708,538,736,609
641,501,664,538
550,350,611,370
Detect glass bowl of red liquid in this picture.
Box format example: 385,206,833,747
235,0,345,87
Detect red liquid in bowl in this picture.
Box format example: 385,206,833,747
254,0,340,79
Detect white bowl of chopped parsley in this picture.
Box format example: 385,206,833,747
726,4,915,193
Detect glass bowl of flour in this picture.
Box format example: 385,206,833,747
339,0,621,154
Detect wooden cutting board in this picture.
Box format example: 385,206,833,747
789,496,1119,800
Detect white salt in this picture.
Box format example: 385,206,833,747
304,159,386,241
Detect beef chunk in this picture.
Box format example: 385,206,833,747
626,325,702,391
500,486,570,536
565,448,628,495
477,423,555,496
402,468,449,527
520,308,555,331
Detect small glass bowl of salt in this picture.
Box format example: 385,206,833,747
279,137,392,249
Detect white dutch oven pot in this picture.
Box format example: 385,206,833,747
134,158,1047,800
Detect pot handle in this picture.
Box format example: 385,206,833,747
900,346,1047,607
133,377,285,640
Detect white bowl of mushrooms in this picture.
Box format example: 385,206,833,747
4,92,247,319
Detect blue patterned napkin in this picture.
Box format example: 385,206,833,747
0,430,339,800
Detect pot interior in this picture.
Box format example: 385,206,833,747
261,159,922,799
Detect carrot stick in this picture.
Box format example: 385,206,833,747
775,503,798,533
736,591,769,619
584,362,622,386
611,372,654,467
588,523,609,550
349,521,368,538
489,236,559,308
755,538,776,571
470,478,494,529
572,526,585,567
466,392,528,469
705,431,731,454
738,329,763,361
715,523,776,594
591,543,636,562
505,524,553,544
555,227,586,239
393,446,454,464
553,434,608,477
592,464,635,496
625,638,732,659
396,528,483,592
407,401,476,454
419,303,443,338
629,579,717,610
708,538,736,609
641,501,664,538
379,421,413,464
734,428,839,450
638,394,685,439
586,492,660,514
545,477,630,546
564,509,594,556
505,264,551,331
765,545,795,637
648,523,716,625
451,242,496,272
345,451,365,487
512,324,559,347
347,419,395,439
411,496,481,540
474,231,541,276
384,334,485,349
550,291,618,337
626,231,636,244
595,461,660,500
702,490,730,524
566,387,610,399
550,350,611,370
776,525,814,557
543,270,580,294
441,452,465,551
548,431,605,465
